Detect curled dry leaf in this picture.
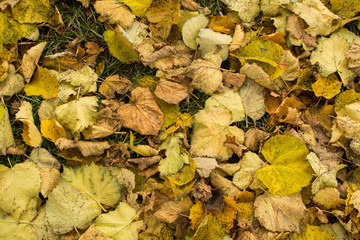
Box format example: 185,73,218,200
21,42,47,83
55,138,110,157
286,14,317,49
16,101,42,147
119,87,163,136
223,71,246,91
0,104,15,155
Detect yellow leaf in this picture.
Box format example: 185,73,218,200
256,135,313,196
209,16,235,35
21,42,46,83
104,27,139,63
16,101,42,147
99,75,132,99
55,96,98,134
145,0,180,39
291,225,335,240
11,0,54,24
330,0,360,19
233,39,284,80
162,112,192,140
0,209,38,240
182,14,209,49
220,0,260,22
166,154,196,186
335,89,360,113
0,64,25,98
24,65,59,99
129,132,158,157
0,104,14,155
189,201,206,230
191,214,226,240
40,119,66,143
211,196,238,232
62,163,121,209
119,0,153,17
94,0,135,28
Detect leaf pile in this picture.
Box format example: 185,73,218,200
1,0,360,239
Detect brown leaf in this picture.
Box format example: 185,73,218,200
40,167,60,197
274,97,305,125
286,14,317,49
82,42,104,66
119,87,164,135
180,0,199,11
192,179,212,202
93,0,135,28
79,224,111,240
223,71,246,91
154,201,182,223
55,138,110,157
244,128,269,152
154,79,189,104
99,75,132,99
345,40,360,76
127,156,161,170
223,135,247,158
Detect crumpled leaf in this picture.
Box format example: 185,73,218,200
220,0,260,22
0,104,14,155
46,182,101,234
256,135,313,196
24,65,59,99
145,0,180,39
99,75,132,99
0,209,38,240
0,161,41,221
187,54,223,95
55,96,98,134
104,27,139,63
254,192,306,232
233,151,264,190
118,87,163,135
182,14,209,49
310,28,360,86
159,133,189,175
278,50,300,82
56,138,110,157
345,40,360,76
307,152,346,194
93,0,135,29
191,214,226,240
287,0,341,36
21,42,46,83
286,14,317,49
196,28,232,61
95,202,143,240
16,101,42,147
129,132,158,157
292,224,335,240
61,163,121,209
191,106,244,161
238,77,266,121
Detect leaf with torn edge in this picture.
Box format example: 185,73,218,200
95,202,143,240
55,96,98,134
254,192,306,232
16,101,42,147
191,107,244,161
256,135,313,196
46,182,101,234
119,87,163,135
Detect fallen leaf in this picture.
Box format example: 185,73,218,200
79,224,112,240
119,0,152,17
229,24,244,52
345,40,360,76
154,79,189,104
220,0,260,22
104,27,139,63
0,64,25,98
29,147,61,170
159,133,189,175
191,214,226,240
145,0,180,39
240,63,273,90
12,0,54,24
182,14,209,49
0,104,14,155
278,50,300,82
254,192,306,232
312,74,342,99
211,171,241,197
209,15,235,35
55,138,110,157
39,167,60,198
313,187,343,209
21,42,47,83
193,157,218,178
196,28,232,61
0,161,41,221
40,119,66,143
286,14,317,49
330,0,360,19
46,181,102,234
187,55,223,95
244,128,269,152
292,224,335,240
93,0,135,28
16,101,42,147
0,209,38,240
335,89,360,113
191,107,244,161
55,96,98,134
62,163,121,209
256,135,313,196
238,77,266,121
99,75,132,99
154,201,182,223
95,202,143,240
24,65,59,99
118,87,163,135
223,71,246,91
129,132,158,157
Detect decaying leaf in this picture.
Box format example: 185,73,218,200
154,79,190,104
191,214,226,240
56,138,110,157
93,0,135,28
194,157,218,178
291,224,335,240
118,87,163,135
256,135,313,196
99,75,132,99
0,104,14,155
254,192,306,232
